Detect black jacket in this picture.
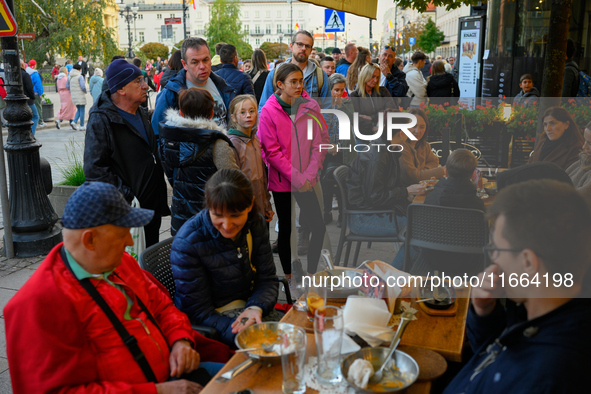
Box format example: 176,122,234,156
83,90,170,217
21,69,35,105
427,73,460,105
159,68,178,91
346,143,408,212
77,60,88,77
420,177,485,276
384,66,409,98
171,209,279,346
159,112,234,234
247,69,270,104
349,87,396,142
563,60,580,98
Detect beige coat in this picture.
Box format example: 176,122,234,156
68,69,87,106
228,130,273,219
399,140,445,185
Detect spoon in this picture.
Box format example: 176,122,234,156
236,343,275,353
369,311,413,384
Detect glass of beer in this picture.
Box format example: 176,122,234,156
305,280,327,321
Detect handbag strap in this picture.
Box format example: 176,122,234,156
252,70,262,84
59,247,165,383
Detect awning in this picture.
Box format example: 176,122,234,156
298,0,377,19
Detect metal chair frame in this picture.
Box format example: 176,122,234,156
332,165,404,267
402,204,489,273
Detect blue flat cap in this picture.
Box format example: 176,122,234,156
62,182,154,229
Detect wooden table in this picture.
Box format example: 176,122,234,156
281,290,470,363
202,332,436,394
413,193,495,207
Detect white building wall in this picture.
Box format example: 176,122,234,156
435,4,471,58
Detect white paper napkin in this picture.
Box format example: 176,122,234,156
342,296,394,347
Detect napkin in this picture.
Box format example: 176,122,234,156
342,296,394,347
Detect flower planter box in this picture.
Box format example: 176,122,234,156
42,103,54,122
48,185,78,218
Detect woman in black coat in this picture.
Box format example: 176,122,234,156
427,60,460,106
247,49,270,104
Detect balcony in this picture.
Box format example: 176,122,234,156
250,30,264,36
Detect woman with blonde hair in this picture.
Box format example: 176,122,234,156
55,66,77,130
349,63,395,140
345,47,371,91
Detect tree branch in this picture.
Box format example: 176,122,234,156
28,0,54,21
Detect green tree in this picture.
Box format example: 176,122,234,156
14,0,119,65
325,47,334,54
139,43,170,61
259,42,288,60
205,0,249,58
417,18,445,54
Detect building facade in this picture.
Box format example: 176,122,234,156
435,4,471,59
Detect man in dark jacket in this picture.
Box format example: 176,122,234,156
377,46,408,98
20,60,39,134
152,37,236,136
444,179,591,394
563,38,580,97
215,44,255,96
84,59,170,247
77,55,89,78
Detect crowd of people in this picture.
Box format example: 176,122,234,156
3,31,591,393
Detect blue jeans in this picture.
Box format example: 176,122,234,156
74,105,85,127
29,104,39,135
349,213,407,237
392,245,420,270
199,362,224,377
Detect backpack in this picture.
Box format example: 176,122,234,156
272,64,324,95
576,71,591,97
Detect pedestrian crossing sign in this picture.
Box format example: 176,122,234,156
0,0,17,37
325,9,345,33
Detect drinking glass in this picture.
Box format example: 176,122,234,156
314,305,343,384
281,327,307,394
305,280,327,321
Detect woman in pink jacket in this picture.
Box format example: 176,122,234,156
258,63,328,285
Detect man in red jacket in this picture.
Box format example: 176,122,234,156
5,182,231,394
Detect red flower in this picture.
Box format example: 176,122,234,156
445,123,449,127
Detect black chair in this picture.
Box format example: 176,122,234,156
402,204,489,273
332,165,404,267
139,237,293,338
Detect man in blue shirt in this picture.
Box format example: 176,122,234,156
28,59,45,126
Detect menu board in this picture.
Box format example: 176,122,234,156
457,17,484,109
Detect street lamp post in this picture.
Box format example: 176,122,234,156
279,36,283,58
120,2,138,59
0,0,62,256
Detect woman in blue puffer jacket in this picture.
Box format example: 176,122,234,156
171,169,280,346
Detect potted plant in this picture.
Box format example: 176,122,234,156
41,94,54,122
48,139,86,217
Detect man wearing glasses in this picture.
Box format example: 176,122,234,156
377,46,408,98
444,180,591,393
258,30,330,110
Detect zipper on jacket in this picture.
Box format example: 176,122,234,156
136,316,167,365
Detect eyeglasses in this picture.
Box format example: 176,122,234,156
293,42,313,50
285,81,304,88
483,242,522,261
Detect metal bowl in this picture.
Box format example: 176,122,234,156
484,181,497,195
234,322,300,363
341,347,419,393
